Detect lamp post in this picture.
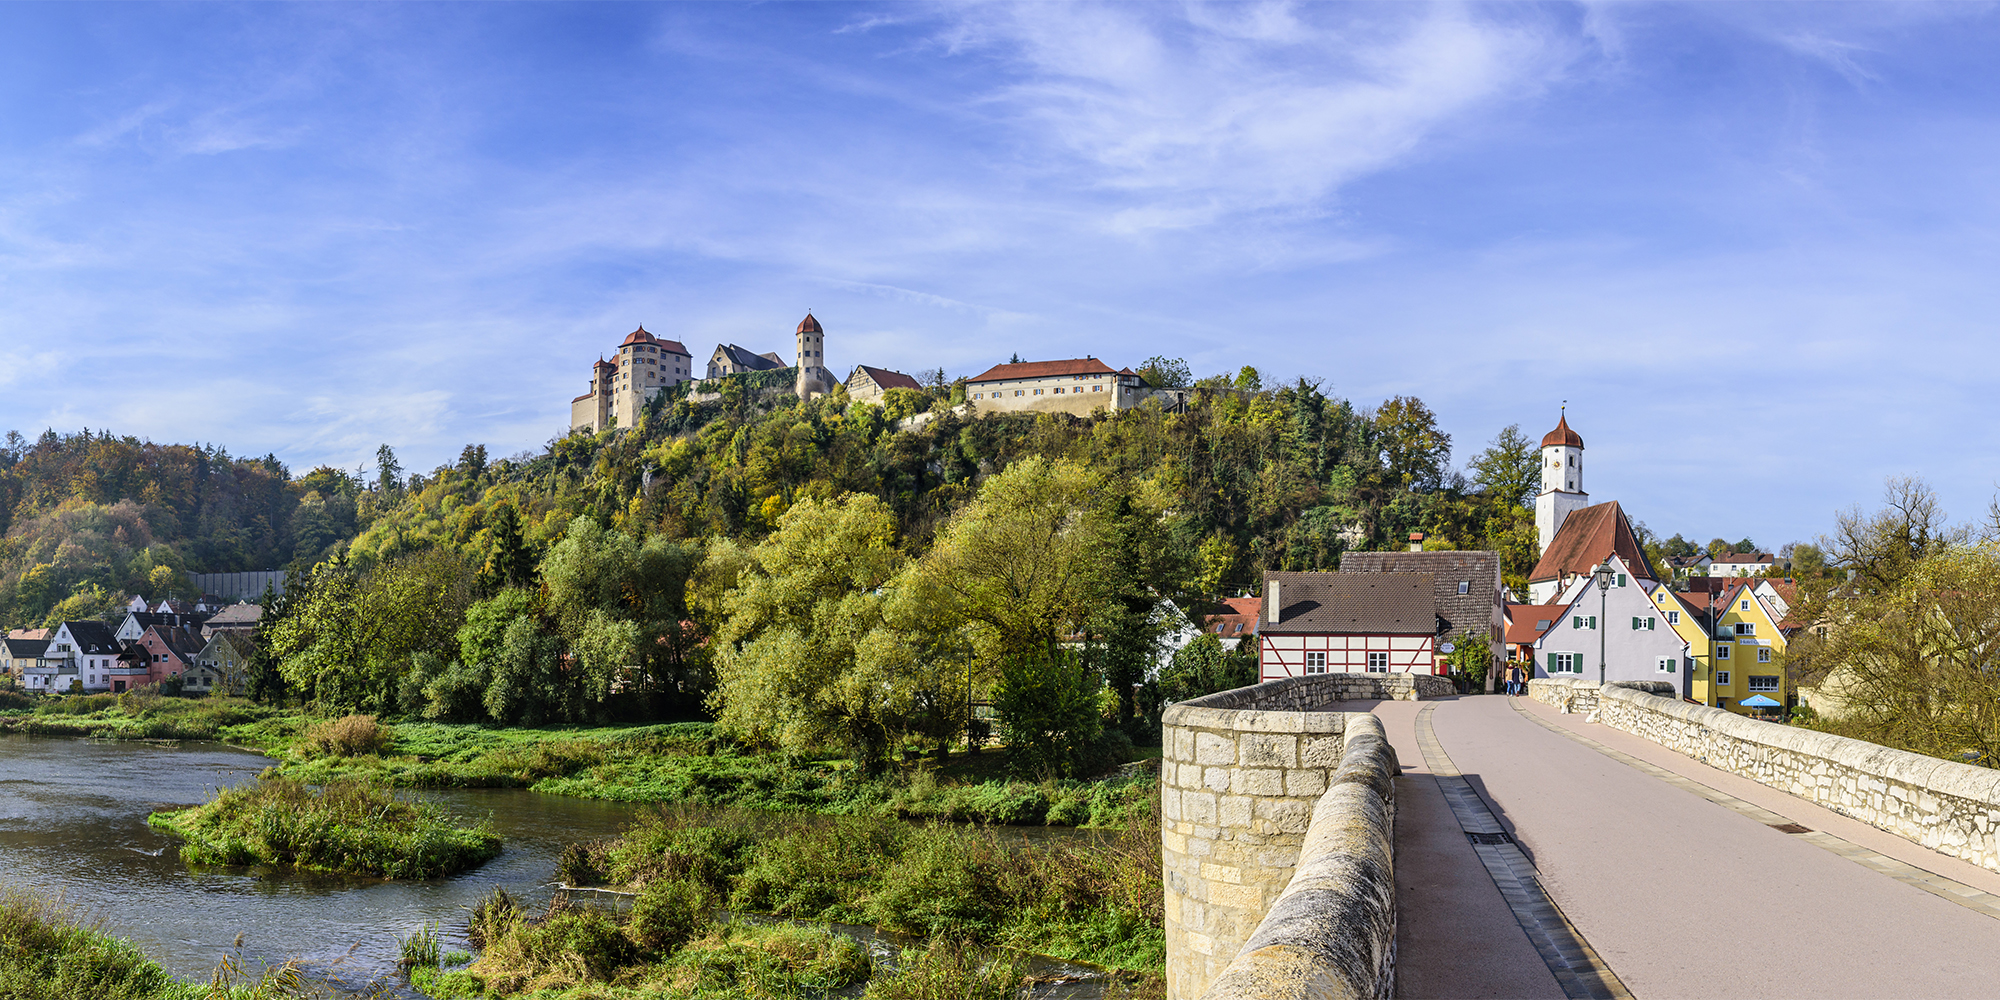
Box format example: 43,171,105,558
1593,559,1616,686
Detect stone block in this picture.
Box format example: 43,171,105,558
1196,732,1237,766
1204,767,1232,792
1219,794,1254,828
1286,769,1328,798
1241,733,1299,768
1234,767,1285,797
1185,790,1218,825
1302,736,1344,768
1199,861,1243,885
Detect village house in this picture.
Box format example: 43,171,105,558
130,624,203,686
1532,553,1693,696
38,621,120,694
187,631,256,696
1156,596,1261,674
964,358,1179,417
200,602,262,639
844,364,925,403
1342,547,1506,684
1504,604,1563,663
2,636,48,680
1709,551,1781,577
1257,571,1442,681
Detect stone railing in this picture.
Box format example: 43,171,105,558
1533,680,2000,874
1162,674,1442,999
1200,714,1400,1000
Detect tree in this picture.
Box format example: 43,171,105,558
905,456,1118,662
1823,475,1967,591
708,495,937,770
1158,633,1254,703
1468,424,1538,508
993,648,1105,779
1373,396,1451,492
480,503,537,592
375,444,403,498
1137,356,1193,389
1233,366,1263,394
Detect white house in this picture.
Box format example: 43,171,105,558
45,621,122,694
1156,597,1261,675
1532,554,1692,696
1258,572,1442,681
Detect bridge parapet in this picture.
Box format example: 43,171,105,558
1534,679,2000,874
1162,674,1447,999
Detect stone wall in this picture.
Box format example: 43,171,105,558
1526,676,1674,716
1594,684,2000,873
1161,674,1437,999
1200,714,1400,1000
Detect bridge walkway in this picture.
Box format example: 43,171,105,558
1369,693,2000,999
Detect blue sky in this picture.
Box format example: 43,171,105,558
2,2,1998,550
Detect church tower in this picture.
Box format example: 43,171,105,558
793,313,836,398
1535,411,1589,557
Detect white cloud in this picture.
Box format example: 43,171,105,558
937,3,1578,227
1778,33,1881,89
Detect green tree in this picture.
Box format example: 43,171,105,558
479,503,536,591
1136,356,1193,389
1373,396,1452,492
1158,633,1254,703
993,648,1105,779
1468,424,1538,508
708,495,931,770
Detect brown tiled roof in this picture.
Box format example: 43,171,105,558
1341,550,1503,638
1541,414,1583,448
797,313,823,334
620,327,657,347
1528,501,1656,584
1194,596,1262,639
853,365,923,392
1261,572,1439,635
1506,603,1565,644
966,358,1119,383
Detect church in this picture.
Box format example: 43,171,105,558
1526,413,1656,604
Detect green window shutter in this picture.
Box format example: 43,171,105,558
1619,573,1628,587
1589,616,1597,630
1548,652,1558,673
1648,617,1657,630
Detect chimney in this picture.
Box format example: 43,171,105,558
1267,578,1282,624
1409,531,1425,553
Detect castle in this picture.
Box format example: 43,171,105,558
570,313,915,434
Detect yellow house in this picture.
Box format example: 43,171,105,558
1645,580,1791,712
1708,580,1789,713
1648,583,1713,701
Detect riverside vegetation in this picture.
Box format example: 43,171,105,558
409,804,1163,999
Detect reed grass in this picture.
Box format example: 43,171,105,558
148,777,501,879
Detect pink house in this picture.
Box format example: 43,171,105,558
135,625,203,685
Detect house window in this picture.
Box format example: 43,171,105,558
1092,385,1102,392
1305,652,1327,674
1758,648,1772,663
1014,390,1024,397
1551,652,1579,674
1573,615,1597,630
1716,644,1732,660
1741,600,1751,611
1034,389,1043,395
1715,670,1731,686
1536,620,1550,630
1053,387,1064,394
1457,580,1469,595
1667,610,1680,625
1748,675,1780,692
1735,622,1756,636
1366,652,1389,673
1656,657,1677,674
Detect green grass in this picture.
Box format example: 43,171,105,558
147,777,502,880
564,805,1165,977
0,693,290,742
0,887,320,999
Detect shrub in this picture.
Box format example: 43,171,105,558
147,777,499,879
994,650,1105,779
627,877,713,954
863,938,1026,1000
868,826,1006,940
302,714,392,757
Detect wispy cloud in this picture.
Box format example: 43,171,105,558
1779,33,1881,89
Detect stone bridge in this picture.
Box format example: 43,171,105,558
1163,674,2000,999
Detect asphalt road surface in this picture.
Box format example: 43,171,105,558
1378,694,2000,999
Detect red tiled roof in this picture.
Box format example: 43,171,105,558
1541,414,1583,449
1529,501,1656,584
853,365,923,392
1203,596,1262,638
1506,603,1565,644
967,358,1119,383
797,313,823,334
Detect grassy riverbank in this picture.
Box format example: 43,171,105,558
0,888,318,999
148,777,501,879
414,804,1163,999
0,695,1158,828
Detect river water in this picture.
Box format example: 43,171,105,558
0,734,1114,997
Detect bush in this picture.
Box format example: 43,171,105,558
863,938,1027,1000
302,714,392,757
147,776,500,879
627,877,713,954
868,826,1005,939
994,650,1105,779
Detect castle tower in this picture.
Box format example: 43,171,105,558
1534,411,1589,557
794,312,835,397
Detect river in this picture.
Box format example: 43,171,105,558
0,734,1116,997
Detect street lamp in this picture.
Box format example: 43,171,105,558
1593,559,1616,686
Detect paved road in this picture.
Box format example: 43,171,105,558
1380,694,2000,999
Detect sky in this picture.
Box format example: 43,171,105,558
3,2,1999,550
